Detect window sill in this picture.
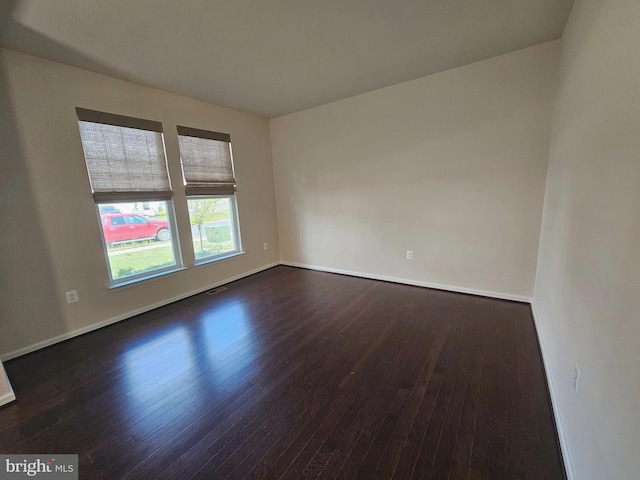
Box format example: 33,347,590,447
108,266,188,290
194,251,245,267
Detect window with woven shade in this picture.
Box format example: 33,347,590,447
177,126,242,263
177,126,236,196
76,108,182,285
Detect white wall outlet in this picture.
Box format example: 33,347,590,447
573,363,581,394
65,290,79,304
406,250,414,261
263,242,269,250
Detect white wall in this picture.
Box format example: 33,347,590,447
0,49,67,362
271,42,558,299
533,1,640,479
0,48,279,359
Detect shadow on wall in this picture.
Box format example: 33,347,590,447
0,3,149,91
0,2,67,358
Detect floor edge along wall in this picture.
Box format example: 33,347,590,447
530,302,575,480
0,262,280,362
280,261,532,303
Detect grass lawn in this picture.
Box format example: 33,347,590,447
106,237,234,280
107,239,158,252
108,245,175,279
193,240,234,259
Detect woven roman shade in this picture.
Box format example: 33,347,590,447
177,126,236,196
76,108,172,202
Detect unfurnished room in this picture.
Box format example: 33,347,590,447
0,1,638,479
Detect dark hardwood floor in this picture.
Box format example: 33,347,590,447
0,266,565,479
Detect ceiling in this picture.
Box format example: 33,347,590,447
0,0,573,118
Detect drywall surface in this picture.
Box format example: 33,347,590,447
0,48,279,358
533,1,640,479
0,51,67,359
271,42,558,298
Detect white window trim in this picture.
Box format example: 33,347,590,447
194,251,246,268
108,266,188,290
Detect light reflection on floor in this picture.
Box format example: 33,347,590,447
122,326,193,398
117,297,257,437
196,299,257,393
199,299,254,360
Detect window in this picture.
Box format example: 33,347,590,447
187,197,240,260
177,126,242,262
76,108,182,284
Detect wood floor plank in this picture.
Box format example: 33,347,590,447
186,292,395,479
258,286,412,480
467,303,497,480
350,290,436,480
331,305,440,480
374,322,450,479
486,308,509,480
447,300,490,480
0,266,566,480
155,281,387,479
408,316,467,480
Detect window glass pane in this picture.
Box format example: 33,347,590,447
187,197,239,261
98,200,178,281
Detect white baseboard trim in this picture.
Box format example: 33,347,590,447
0,391,16,407
281,261,532,303
0,371,16,407
0,262,280,362
1,260,530,361
530,301,574,480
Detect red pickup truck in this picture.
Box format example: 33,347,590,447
101,213,170,245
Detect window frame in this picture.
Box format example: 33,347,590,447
76,108,184,287
95,200,184,287
176,125,243,266
187,194,244,266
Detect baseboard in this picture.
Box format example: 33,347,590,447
0,371,16,407
0,391,16,407
0,262,280,361
1,260,530,361
281,261,532,303
530,301,574,480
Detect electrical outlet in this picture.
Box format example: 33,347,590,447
264,242,269,250
65,290,79,304
573,363,581,394
406,250,414,261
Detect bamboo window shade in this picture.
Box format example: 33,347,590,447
177,126,236,196
76,108,172,202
